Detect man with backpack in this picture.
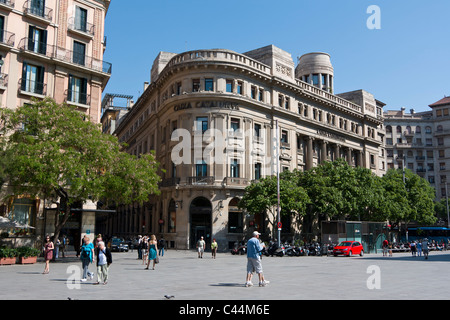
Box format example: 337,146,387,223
80,235,95,282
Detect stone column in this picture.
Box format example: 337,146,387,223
321,141,328,164
347,148,353,166
305,136,314,170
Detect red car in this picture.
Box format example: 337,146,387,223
333,241,364,257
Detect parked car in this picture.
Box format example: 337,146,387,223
333,241,364,257
110,238,129,252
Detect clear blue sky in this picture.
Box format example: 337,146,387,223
103,0,450,112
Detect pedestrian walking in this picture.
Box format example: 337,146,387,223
158,237,165,256
80,236,95,281
61,235,68,258
137,235,143,260
422,238,429,260
410,241,416,257
417,240,422,256
42,235,54,274
197,236,205,258
211,238,218,259
142,236,148,265
94,241,112,285
382,239,388,257
245,231,269,287
145,235,158,270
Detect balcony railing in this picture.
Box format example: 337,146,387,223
67,17,95,37
18,37,52,57
222,177,249,186
0,30,15,46
19,78,46,95
64,89,91,106
18,37,112,75
23,0,52,22
159,177,180,188
0,0,14,9
187,176,215,185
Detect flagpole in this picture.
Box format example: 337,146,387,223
276,119,281,247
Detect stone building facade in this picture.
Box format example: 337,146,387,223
384,96,450,201
110,45,386,250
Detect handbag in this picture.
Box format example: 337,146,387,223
155,256,159,264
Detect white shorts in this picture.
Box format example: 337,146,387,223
247,257,263,274
198,247,204,253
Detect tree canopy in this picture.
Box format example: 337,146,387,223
0,98,161,242
239,158,437,236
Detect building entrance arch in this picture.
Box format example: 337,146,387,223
189,197,212,250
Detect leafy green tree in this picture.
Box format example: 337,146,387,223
0,98,161,243
381,168,436,226
298,159,385,221
239,170,309,237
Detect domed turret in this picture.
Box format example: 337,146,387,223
295,52,334,93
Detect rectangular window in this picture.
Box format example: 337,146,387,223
28,25,47,55
21,62,45,94
228,211,243,233
204,78,214,91
281,130,288,144
251,86,256,99
75,6,88,32
73,41,86,66
312,74,319,86
230,118,240,132
226,80,233,93
258,88,264,101
192,79,200,92
196,160,207,177
254,123,261,138
230,159,239,178
196,116,208,133
30,0,45,17
237,81,243,95
254,163,262,180
68,75,88,104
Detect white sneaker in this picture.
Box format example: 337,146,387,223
89,274,94,280
259,280,269,287
245,281,253,287
81,279,87,282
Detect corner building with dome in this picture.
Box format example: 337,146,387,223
109,45,387,250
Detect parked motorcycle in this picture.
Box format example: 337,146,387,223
231,242,247,255
267,241,285,257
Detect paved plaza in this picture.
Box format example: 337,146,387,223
1,249,449,301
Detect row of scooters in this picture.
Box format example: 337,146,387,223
231,241,335,257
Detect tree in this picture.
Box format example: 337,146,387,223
381,168,436,226
298,159,385,221
0,98,161,243
238,170,309,237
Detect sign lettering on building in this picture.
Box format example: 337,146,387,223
316,129,346,142
174,101,239,112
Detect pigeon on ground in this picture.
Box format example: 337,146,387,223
164,295,175,299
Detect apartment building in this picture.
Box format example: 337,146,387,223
0,0,111,247
385,96,450,200
109,45,386,250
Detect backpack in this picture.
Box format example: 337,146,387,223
81,245,91,260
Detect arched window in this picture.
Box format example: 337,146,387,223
386,125,392,133
396,126,402,133
416,126,421,133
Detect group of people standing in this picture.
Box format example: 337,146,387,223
137,235,163,270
